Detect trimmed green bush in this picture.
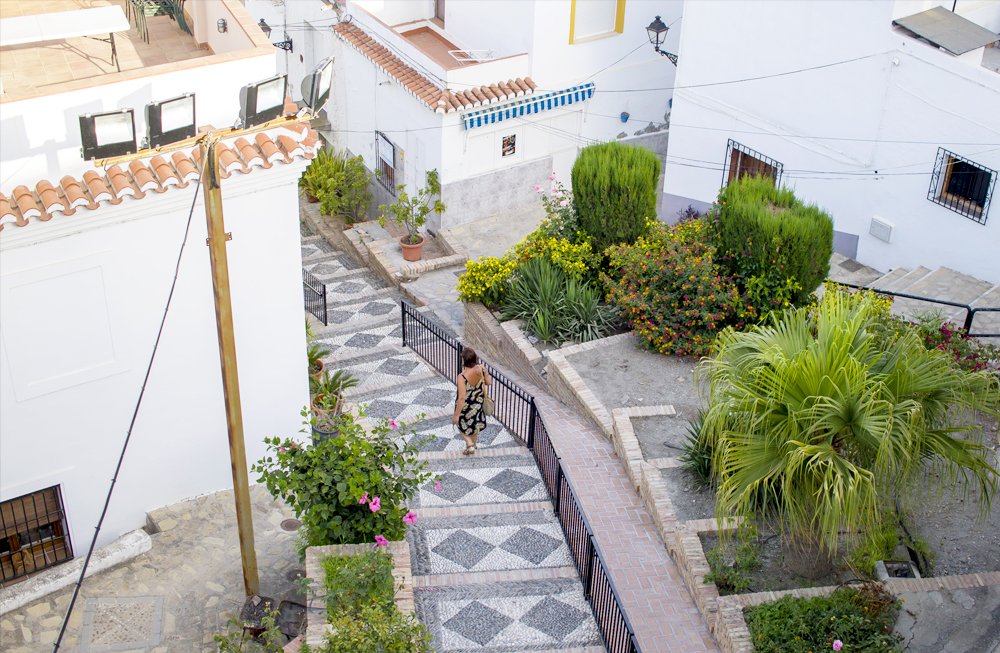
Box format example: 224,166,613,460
571,141,661,251
714,175,833,307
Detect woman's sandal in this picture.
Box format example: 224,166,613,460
463,444,477,456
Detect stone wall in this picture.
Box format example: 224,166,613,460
439,157,553,230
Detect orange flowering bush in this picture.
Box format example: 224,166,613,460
603,219,738,357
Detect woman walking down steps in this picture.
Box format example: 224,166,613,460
452,347,492,455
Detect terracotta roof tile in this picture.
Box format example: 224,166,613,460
13,185,42,219
1,125,317,232
36,180,66,214
60,176,90,208
332,22,534,114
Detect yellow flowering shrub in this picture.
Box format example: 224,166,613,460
510,229,599,282
457,256,516,307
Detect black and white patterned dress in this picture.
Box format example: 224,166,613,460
457,371,487,438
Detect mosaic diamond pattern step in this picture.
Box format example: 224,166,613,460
302,252,361,280
330,349,433,390
410,512,572,575
407,415,520,453
414,455,548,508
351,377,458,422
326,291,402,326
325,270,389,301
314,320,404,358
301,236,338,260
417,578,601,652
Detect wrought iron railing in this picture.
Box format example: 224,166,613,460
401,301,640,653
303,269,327,326
835,281,1000,338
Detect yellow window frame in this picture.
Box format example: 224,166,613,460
569,0,626,44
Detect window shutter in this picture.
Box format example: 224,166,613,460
574,0,617,40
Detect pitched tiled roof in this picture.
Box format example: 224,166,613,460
332,22,536,114
0,123,320,232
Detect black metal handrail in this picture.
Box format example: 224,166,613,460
834,280,999,338
303,269,327,326
401,301,640,653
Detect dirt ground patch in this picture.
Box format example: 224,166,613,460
660,467,716,522
633,415,691,460
567,334,704,415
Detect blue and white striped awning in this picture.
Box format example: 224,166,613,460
462,82,596,130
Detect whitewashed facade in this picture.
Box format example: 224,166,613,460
662,0,1000,281
245,0,682,230
0,1,311,561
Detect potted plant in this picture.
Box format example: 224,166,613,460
318,151,373,224
309,370,359,443
308,342,330,379
299,149,333,203
378,169,446,262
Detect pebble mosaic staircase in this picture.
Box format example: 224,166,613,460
299,220,606,652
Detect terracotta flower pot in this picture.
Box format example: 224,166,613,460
399,235,424,262
309,359,325,379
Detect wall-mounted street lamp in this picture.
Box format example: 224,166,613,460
646,16,678,65
257,19,293,52
217,18,227,33
239,74,288,128
145,93,196,149
79,109,137,160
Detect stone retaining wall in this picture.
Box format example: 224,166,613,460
462,302,548,390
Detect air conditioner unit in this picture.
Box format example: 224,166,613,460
870,216,893,243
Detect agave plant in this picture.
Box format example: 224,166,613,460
699,290,999,576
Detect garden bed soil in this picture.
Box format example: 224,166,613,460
699,529,851,595
633,415,692,460
659,466,716,522
566,334,704,416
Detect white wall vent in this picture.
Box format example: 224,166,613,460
870,216,893,243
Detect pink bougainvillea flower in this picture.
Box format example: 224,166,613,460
833,641,843,651
369,496,381,512
388,419,399,430
560,200,568,207
359,492,368,505
549,173,556,180
434,480,442,492
533,185,542,192
403,511,418,525
374,535,388,547
278,447,287,453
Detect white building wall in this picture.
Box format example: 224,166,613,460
663,0,1000,281
0,55,277,191
0,162,309,551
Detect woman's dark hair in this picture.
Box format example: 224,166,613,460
462,347,478,368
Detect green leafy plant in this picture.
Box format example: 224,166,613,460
571,141,660,251
308,343,331,376
214,605,285,652
535,177,582,241
300,149,373,223
713,175,834,307
603,218,738,357
744,583,903,652
846,519,900,578
323,550,396,617
704,523,761,594
378,169,446,245
911,311,1000,373
699,290,1000,571
679,410,713,488
320,602,433,653
309,370,359,430
252,411,434,550
501,258,616,344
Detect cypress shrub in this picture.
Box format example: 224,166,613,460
571,141,661,251
715,175,833,307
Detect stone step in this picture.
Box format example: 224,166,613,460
891,267,994,322
302,251,361,279
323,270,389,302
406,414,525,454
349,376,458,424
870,267,908,290
969,284,1000,338
322,288,404,330
313,317,404,358
886,266,932,293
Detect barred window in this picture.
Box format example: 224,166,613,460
724,139,783,187
375,131,396,195
928,148,995,224
1,486,73,586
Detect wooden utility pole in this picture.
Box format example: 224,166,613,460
201,139,259,596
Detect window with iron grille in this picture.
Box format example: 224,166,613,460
723,139,783,187
1,486,73,586
928,148,995,224
375,131,396,195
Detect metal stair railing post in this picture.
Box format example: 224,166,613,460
527,399,537,449
553,460,563,516
583,533,596,599
401,301,408,348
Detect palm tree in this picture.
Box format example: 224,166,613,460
699,291,999,576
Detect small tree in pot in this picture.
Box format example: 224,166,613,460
378,169,446,262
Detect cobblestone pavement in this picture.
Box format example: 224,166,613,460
0,485,302,653
444,205,545,262
309,223,604,651
402,268,464,337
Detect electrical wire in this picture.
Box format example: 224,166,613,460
51,161,207,653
